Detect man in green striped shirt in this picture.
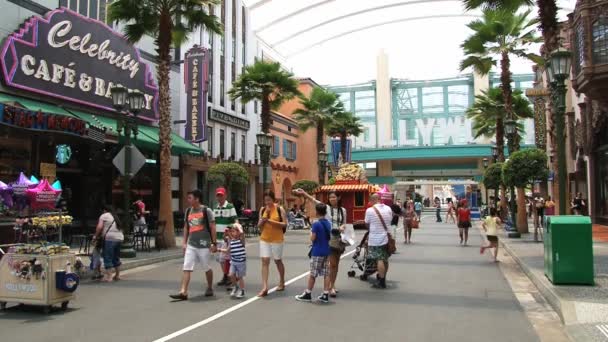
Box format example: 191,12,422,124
214,187,238,286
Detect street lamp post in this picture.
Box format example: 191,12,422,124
111,85,145,258
546,48,572,216
482,157,489,209
256,133,273,193
318,150,328,185
491,144,499,209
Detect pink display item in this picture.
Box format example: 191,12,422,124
26,179,61,211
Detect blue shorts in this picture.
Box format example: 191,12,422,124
103,240,122,269
229,261,247,278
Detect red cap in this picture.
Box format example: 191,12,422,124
216,187,226,196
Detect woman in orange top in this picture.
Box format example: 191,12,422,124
257,190,287,297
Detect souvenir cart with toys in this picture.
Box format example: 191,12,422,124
0,242,79,313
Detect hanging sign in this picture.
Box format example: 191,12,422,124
40,162,57,180
0,104,86,136
209,109,250,130
0,7,159,121
26,179,61,211
184,45,208,143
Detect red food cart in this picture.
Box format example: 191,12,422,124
314,181,380,224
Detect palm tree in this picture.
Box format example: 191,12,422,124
327,111,364,164
460,9,541,161
294,87,344,153
467,87,533,148
109,0,222,248
462,0,559,52
229,60,300,134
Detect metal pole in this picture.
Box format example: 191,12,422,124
554,80,567,215
120,119,136,258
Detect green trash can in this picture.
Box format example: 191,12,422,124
544,216,594,285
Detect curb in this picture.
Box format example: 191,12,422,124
500,238,577,325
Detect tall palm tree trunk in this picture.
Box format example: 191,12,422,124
261,94,271,133
537,0,561,212
340,133,347,164
500,51,528,232
317,121,325,152
157,10,175,248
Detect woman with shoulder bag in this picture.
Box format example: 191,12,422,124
295,189,347,298
257,191,287,297
95,205,124,282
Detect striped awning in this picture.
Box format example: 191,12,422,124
316,184,380,192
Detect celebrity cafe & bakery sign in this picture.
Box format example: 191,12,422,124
0,8,159,120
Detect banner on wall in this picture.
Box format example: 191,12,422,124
331,139,352,167
184,45,209,143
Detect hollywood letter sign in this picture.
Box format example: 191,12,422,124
0,7,159,120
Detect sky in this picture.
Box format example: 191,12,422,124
246,0,575,86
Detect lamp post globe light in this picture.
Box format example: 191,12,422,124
318,150,328,185
257,132,273,192
110,85,145,258
491,144,499,162
547,47,572,216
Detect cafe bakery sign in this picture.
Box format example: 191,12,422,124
0,8,159,121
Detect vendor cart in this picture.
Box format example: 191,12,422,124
0,245,79,313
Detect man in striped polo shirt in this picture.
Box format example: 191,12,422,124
214,187,238,286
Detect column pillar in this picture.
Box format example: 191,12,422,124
376,49,392,146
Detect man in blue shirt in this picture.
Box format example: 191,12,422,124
295,203,331,303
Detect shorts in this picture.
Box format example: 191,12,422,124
415,210,422,217
309,256,329,277
229,261,247,278
103,240,122,269
260,241,284,260
368,245,389,262
487,235,498,243
183,245,212,272
458,221,472,229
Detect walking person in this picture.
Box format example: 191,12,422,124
544,196,556,216
456,199,472,246
295,203,332,303
445,199,456,224
480,208,501,262
95,205,124,282
170,190,217,301
296,189,348,298
213,187,238,288
434,197,442,222
390,200,402,241
218,225,247,299
534,194,545,229
403,200,417,244
414,198,423,222
365,193,394,289
257,190,288,297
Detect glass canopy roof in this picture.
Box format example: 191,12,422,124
245,0,575,85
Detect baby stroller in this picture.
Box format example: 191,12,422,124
347,231,377,281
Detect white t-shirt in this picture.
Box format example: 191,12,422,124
365,204,393,246
99,212,124,242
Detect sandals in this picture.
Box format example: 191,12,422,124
257,290,269,297
276,285,286,292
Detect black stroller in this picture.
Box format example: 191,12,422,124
347,231,378,280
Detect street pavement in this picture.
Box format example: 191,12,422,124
0,216,549,342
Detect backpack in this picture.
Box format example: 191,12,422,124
261,205,285,233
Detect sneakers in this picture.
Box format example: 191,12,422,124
169,293,188,301
295,291,312,302
236,289,245,299
372,277,387,289
217,275,230,286
204,288,214,297
230,286,239,297
317,293,329,303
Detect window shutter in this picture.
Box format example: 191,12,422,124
293,142,297,160
283,139,288,158
273,136,279,157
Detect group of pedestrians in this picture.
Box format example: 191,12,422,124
167,185,397,303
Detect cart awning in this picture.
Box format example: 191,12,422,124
316,184,380,192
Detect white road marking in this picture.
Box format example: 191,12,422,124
153,248,357,342
597,324,608,338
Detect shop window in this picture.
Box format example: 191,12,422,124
355,192,365,207
241,135,246,161
230,132,236,160
220,129,225,158
220,80,225,107
593,17,608,64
